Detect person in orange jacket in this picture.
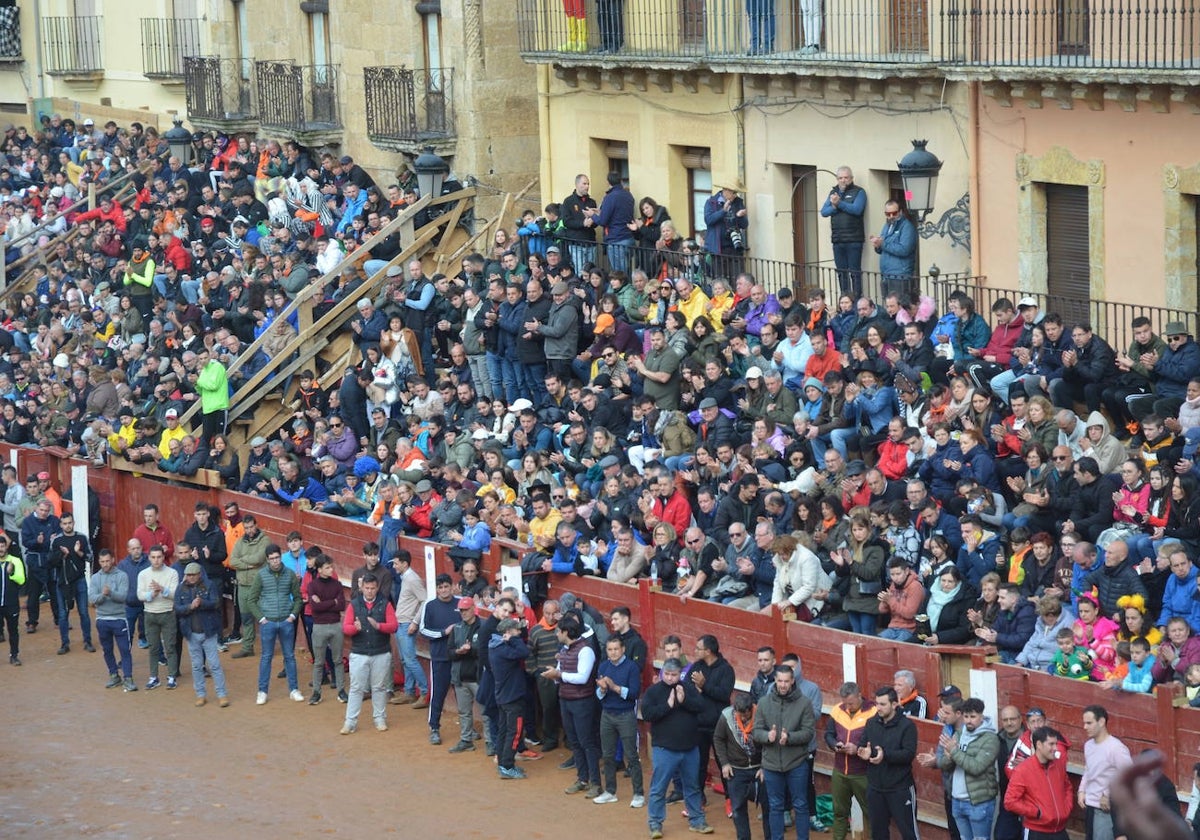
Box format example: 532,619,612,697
1003,726,1073,839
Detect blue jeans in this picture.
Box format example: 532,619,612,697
187,631,228,699
810,435,830,469
746,0,777,52
569,243,596,275
951,795,996,840
830,427,858,461
501,356,528,403
879,627,916,643
257,618,298,693
988,368,1019,404
649,745,706,830
524,361,548,407
55,576,92,646
180,278,202,305
847,611,877,636
397,625,428,695
561,695,601,785
1128,533,1156,563
485,351,505,402
605,240,633,276
96,616,132,678
765,761,811,840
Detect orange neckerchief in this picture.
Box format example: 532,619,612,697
735,709,756,742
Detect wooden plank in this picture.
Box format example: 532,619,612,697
108,456,223,489
226,337,328,422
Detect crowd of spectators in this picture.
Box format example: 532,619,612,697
1,116,1199,697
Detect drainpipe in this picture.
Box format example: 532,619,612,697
968,79,981,278
537,63,551,205
33,0,46,99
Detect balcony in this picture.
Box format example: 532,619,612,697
517,0,1200,81
42,16,103,82
141,18,202,81
255,61,342,146
364,66,456,155
184,56,259,134
0,6,22,63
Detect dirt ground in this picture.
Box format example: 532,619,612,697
2,619,721,839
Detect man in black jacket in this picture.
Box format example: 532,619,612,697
448,597,483,753
1065,456,1118,542
859,686,920,840
691,634,737,808
642,658,714,837
1049,322,1116,414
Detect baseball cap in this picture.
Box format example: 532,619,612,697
36,471,50,480
457,597,475,610
546,245,561,254
594,313,615,333
184,562,202,575
745,366,763,379
1016,296,1039,309
938,684,963,699
164,408,179,419
1025,706,1046,717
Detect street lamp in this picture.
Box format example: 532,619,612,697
897,139,943,222
413,145,450,200
164,116,192,166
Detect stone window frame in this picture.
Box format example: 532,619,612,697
1015,146,1105,301
1163,163,1200,314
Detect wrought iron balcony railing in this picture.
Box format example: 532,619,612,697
43,16,102,75
255,61,342,133
364,66,455,146
141,18,202,79
184,56,257,123
516,0,1200,73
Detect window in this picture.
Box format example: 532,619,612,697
1044,183,1090,326
682,146,712,237
309,9,331,81
422,12,442,78
233,0,250,79
605,140,628,189
791,165,819,270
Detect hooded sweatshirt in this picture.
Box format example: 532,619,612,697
938,715,1000,804
1081,411,1126,475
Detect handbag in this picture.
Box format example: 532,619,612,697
858,578,882,596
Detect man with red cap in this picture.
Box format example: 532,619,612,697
447,595,483,753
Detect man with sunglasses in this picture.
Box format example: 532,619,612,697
869,200,917,299
1147,321,1200,422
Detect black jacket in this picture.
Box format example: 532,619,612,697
860,710,918,791
641,679,703,751
691,653,737,731
921,581,979,645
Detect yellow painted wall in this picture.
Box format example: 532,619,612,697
742,83,972,272
538,79,741,230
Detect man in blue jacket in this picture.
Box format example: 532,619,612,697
595,172,635,276
175,562,229,707
870,200,916,299
489,617,531,780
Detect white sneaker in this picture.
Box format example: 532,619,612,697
289,689,305,702
256,691,268,705
593,791,618,804
630,795,646,808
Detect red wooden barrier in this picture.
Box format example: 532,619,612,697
15,443,1200,835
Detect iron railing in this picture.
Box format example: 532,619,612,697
184,56,256,122
0,6,21,59
255,61,341,133
929,278,1198,358
141,18,202,78
517,0,1200,71
364,66,456,143
42,16,102,74
939,0,1200,69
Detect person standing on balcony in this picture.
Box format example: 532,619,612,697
821,167,867,299
747,0,776,54
559,0,589,52
561,174,598,274
703,182,749,281
597,0,625,52
799,0,823,53
595,172,635,277
870,200,917,300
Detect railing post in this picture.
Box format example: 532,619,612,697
87,182,96,211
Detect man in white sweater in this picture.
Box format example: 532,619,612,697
137,545,179,690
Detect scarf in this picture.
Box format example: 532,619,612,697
927,581,961,631
721,706,757,762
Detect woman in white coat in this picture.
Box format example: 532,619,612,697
765,533,831,621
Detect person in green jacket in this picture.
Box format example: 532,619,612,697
247,543,303,705
195,348,229,445
752,664,818,840
936,696,1001,840
1,536,26,665
228,515,269,658
123,238,156,318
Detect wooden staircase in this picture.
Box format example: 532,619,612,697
182,184,528,459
